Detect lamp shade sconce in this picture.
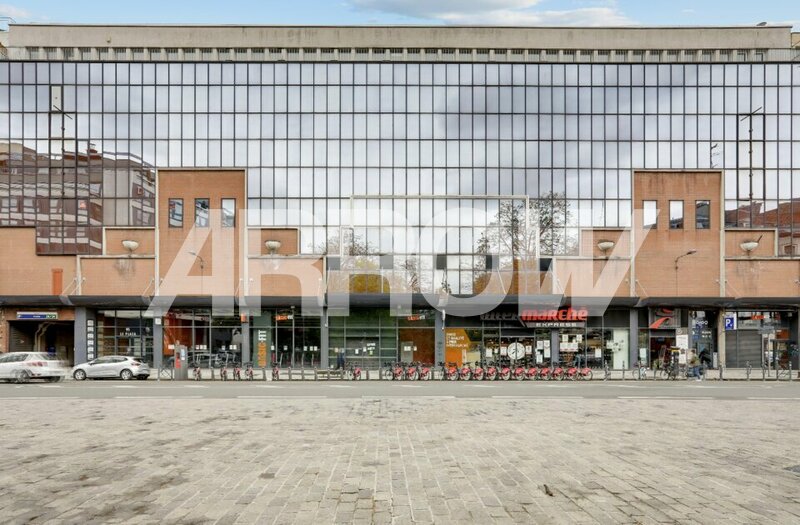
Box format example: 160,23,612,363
740,240,759,254
121,240,139,254
265,240,282,255
597,240,615,253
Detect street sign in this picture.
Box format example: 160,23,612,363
724,314,737,331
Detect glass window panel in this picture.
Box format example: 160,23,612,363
195,198,209,228
221,198,235,228
168,198,183,228
695,200,710,229
669,200,683,229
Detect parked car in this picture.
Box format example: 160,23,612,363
72,356,150,381
0,352,68,383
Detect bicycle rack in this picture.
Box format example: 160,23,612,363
158,367,173,380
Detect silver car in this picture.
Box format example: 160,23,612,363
72,356,150,381
0,352,68,383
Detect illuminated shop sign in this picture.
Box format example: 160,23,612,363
481,308,588,328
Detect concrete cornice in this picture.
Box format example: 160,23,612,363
7,24,793,50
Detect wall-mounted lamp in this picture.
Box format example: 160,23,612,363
674,249,697,270
597,240,615,254
265,240,282,255
121,239,139,255
740,234,763,255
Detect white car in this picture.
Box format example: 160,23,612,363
72,356,150,381
0,352,68,383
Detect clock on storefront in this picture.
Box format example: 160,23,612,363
507,342,525,360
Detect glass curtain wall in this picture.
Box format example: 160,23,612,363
2,61,797,268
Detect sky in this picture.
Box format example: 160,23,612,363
0,0,797,30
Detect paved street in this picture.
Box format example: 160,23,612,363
2,382,800,524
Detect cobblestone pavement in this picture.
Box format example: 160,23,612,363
1,396,800,524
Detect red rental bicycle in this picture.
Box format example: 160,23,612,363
445,362,459,381
551,362,565,381
485,361,498,381
405,362,419,381
459,362,473,380
417,363,432,380
498,361,511,381
576,365,593,380
513,361,527,380
525,363,538,380
472,361,485,381
537,365,551,381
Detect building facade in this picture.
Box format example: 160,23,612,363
1,24,799,371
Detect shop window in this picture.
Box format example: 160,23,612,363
695,200,710,229
168,198,183,228
195,198,209,228
643,200,657,228
221,198,235,228
669,200,684,229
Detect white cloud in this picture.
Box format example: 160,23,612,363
350,0,635,26
0,4,30,20
351,1,541,19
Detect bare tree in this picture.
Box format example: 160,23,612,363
475,193,573,258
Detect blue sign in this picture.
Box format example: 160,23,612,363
724,315,736,331
16,312,58,320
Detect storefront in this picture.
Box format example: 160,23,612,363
96,309,155,364
162,309,243,365
443,307,631,368
328,308,435,370
723,310,796,369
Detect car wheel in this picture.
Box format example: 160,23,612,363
120,369,133,381
15,370,31,384
73,369,87,381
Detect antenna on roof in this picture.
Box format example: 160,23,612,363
756,22,768,26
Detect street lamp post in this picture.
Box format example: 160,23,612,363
674,249,697,295
188,251,205,295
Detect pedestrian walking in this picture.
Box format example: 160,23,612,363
336,350,345,370
688,351,701,381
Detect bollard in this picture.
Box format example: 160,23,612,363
790,361,793,382
366,369,370,380
210,367,215,380
287,367,292,381
603,363,609,381
762,365,766,381
262,367,267,381
718,365,723,381
314,368,318,381
746,361,751,381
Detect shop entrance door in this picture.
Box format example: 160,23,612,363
649,331,676,367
